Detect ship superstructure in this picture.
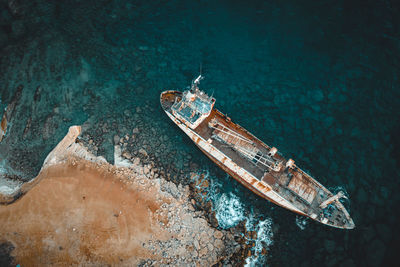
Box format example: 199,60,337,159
160,76,355,229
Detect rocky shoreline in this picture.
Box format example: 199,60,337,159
0,126,259,266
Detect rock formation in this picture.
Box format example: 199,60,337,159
0,85,23,143
0,126,240,266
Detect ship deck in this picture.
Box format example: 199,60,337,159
195,110,320,209
161,90,354,229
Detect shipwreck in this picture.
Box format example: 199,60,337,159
160,76,355,229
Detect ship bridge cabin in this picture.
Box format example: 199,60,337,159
171,87,215,129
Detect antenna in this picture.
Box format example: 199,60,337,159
191,62,204,91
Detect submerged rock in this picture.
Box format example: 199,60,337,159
0,29,8,49
0,113,6,142
312,89,324,102
0,85,23,143
356,187,368,203
365,239,386,266
323,239,336,254
11,20,25,38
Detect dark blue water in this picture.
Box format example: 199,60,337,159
1,0,399,265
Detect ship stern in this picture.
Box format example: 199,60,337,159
160,90,182,112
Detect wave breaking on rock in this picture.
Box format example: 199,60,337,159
0,126,242,266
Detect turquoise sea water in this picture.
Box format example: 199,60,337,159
1,0,399,265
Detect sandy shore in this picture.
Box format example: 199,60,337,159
1,160,170,265
0,126,233,266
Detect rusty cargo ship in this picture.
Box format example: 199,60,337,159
160,75,355,229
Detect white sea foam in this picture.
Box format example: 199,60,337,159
244,216,274,267
295,215,308,230
246,216,274,250
195,170,274,265
0,185,19,195
192,171,246,229
0,177,21,196
245,256,265,267
214,192,246,229
0,161,22,195
255,218,274,247
0,162,6,175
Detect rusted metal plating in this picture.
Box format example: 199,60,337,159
160,87,355,229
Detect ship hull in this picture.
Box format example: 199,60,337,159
160,90,355,229
196,141,306,215
163,108,305,215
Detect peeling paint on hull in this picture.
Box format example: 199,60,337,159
161,89,355,229
165,109,304,215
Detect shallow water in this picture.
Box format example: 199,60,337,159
1,0,400,265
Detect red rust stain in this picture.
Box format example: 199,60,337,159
0,114,7,142
1,114,7,131
259,184,271,192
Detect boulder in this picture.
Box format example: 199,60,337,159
376,224,391,243
11,19,25,38
356,187,368,203
323,239,336,254
366,239,386,266
214,239,224,250
213,230,223,239
313,89,324,102
132,157,140,165
341,258,356,267
139,148,148,157
113,135,120,144
193,239,200,250
0,29,8,49
143,165,150,175
121,151,131,159
198,246,208,257
0,8,11,26
114,145,132,168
